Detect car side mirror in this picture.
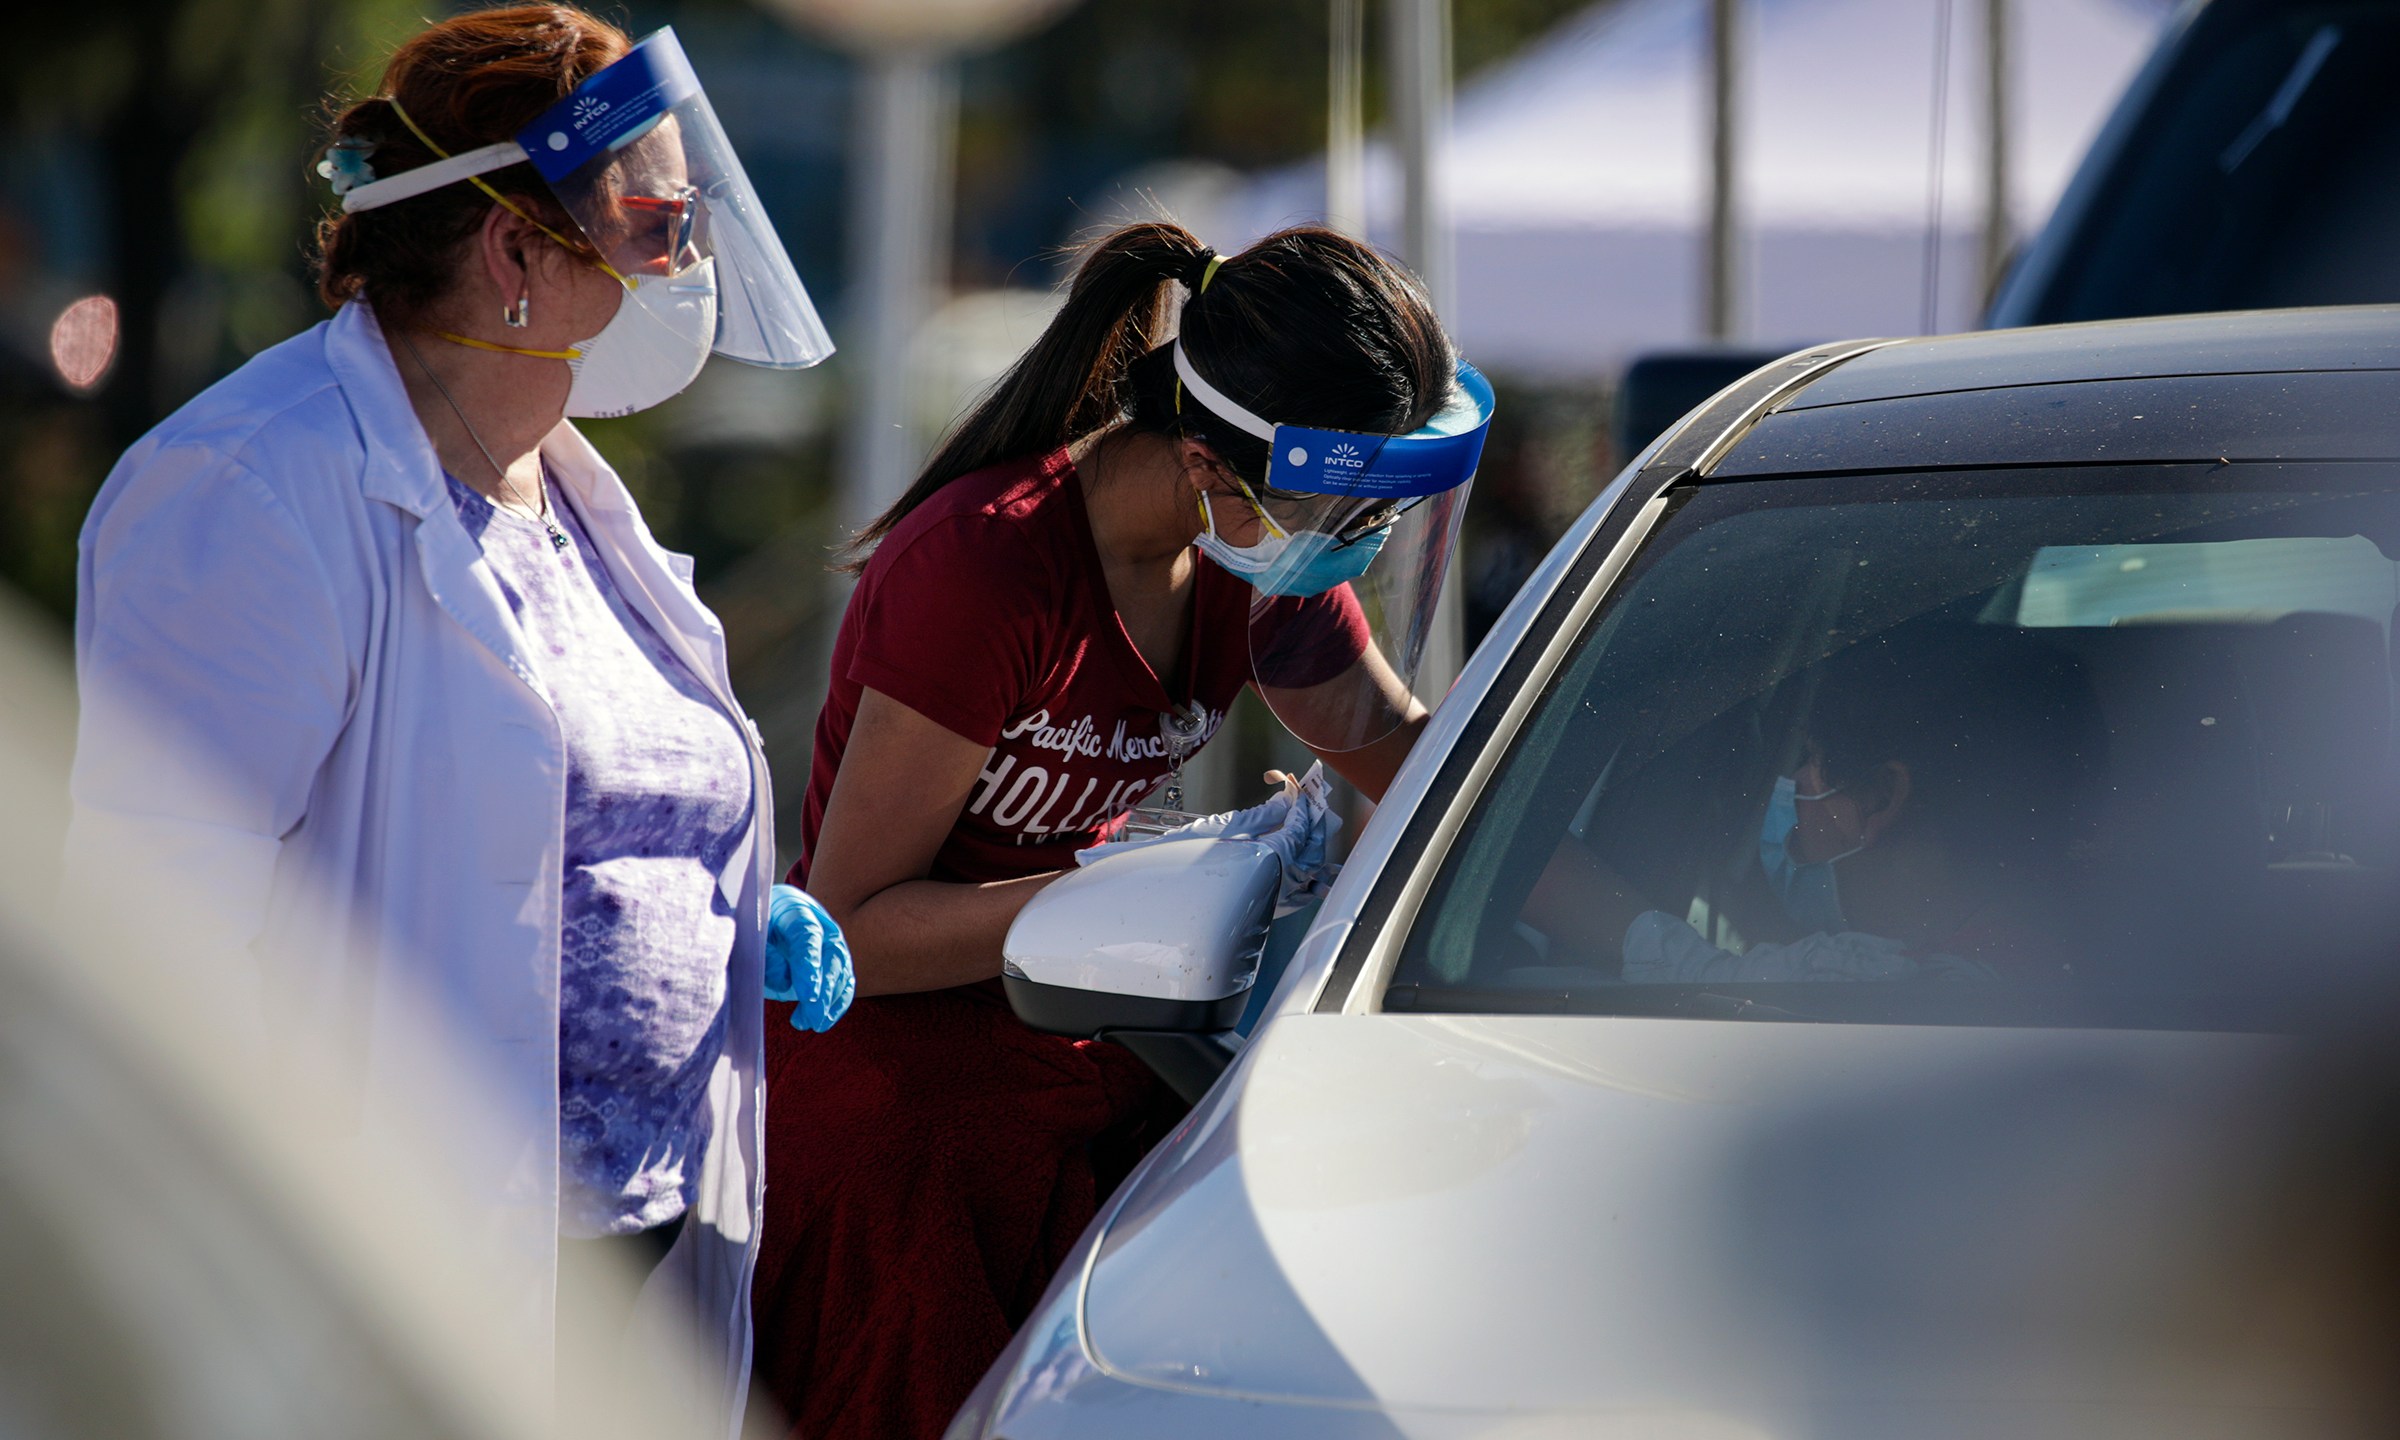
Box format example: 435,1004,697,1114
1002,838,1280,1102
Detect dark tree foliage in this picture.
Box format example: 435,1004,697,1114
1,0,1596,624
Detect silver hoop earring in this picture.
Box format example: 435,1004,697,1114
503,295,530,329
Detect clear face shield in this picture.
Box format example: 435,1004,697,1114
520,29,832,369
1177,343,1495,755
334,27,832,410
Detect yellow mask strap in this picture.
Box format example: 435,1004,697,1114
1194,484,1285,543
1177,254,1284,527
388,99,633,292
435,331,582,361
1180,448,1283,537
1229,475,1288,541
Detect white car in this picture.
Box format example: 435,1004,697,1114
952,308,2400,1439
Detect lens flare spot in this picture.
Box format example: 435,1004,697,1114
49,295,119,393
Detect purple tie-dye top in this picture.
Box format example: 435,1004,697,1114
448,471,753,1239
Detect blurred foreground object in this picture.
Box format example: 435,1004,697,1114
757,0,1077,49
0,608,740,1432
46,297,119,395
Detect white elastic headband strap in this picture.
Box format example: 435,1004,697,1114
341,140,531,214
1172,340,1276,444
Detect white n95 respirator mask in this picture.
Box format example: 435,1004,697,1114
564,259,717,420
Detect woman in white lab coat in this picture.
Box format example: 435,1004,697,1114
64,6,845,1425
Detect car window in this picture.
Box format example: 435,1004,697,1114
1386,465,2400,1030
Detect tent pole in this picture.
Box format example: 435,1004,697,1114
1387,0,1463,694
1706,0,1740,341
1328,0,1367,238
841,48,956,533
1980,0,2012,307
1388,0,1455,312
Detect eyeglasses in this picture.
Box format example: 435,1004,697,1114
1208,470,1296,541
1328,494,1429,548
619,184,702,275
1214,469,1429,547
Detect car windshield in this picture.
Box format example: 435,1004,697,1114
1387,464,2400,1030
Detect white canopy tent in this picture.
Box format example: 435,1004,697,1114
1225,0,2174,379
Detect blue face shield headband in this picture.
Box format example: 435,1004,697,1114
333,27,832,371
1169,324,1491,755
1173,342,1495,505
1174,341,1494,597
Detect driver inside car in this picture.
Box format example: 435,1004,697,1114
1524,636,2099,983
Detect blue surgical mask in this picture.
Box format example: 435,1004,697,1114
1759,775,1857,935
1254,524,1389,597
1194,489,1392,598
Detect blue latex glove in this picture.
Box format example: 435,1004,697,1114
1247,764,1341,916
765,884,855,1033
1077,763,1341,917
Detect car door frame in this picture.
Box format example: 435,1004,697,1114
1256,341,1900,1022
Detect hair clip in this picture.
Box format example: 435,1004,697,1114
317,137,379,196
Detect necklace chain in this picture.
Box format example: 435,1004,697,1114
398,330,570,552
1158,701,1205,810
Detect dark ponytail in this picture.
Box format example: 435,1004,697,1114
843,221,1210,565
843,220,1454,568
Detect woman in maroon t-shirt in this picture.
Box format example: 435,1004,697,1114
752,222,1462,1438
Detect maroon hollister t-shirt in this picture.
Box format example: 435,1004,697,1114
798,447,1368,885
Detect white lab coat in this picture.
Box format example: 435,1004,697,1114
65,300,769,1432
